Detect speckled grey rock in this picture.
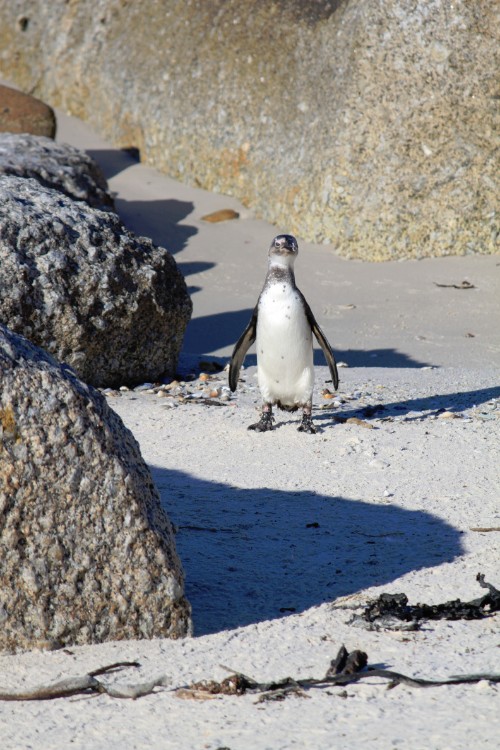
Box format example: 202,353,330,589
0,324,191,651
0,175,192,387
0,132,114,209
0,0,497,259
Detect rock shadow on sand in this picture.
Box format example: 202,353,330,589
86,147,142,180
86,148,198,253
152,468,463,635
184,309,429,367
114,198,197,253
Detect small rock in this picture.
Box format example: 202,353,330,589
337,362,349,368
134,383,155,392
439,411,460,419
201,208,239,223
346,417,375,429
369,459,389,469
475,680,492,691
0,84,56,138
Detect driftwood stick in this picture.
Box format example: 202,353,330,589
0,661,168,702
103,675,170,699
1,650,499,703
0,675,99,702
88,660,140,677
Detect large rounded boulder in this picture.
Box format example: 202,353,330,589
0,325,191,651
0,132,114,209
0,175,192,387
0,0,496,259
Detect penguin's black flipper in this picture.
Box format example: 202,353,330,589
229,308,258,392
313,324,339,391
301,294,339,391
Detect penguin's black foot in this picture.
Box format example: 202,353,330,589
298,414,316,434
248,412,274,432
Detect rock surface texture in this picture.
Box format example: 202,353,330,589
0,133,114,209
0,83,56,138
0,325,191,651
0,0,497,259
0,175,192,387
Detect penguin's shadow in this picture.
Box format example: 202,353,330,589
315,385,500,427
152,467,463,636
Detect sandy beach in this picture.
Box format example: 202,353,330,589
1,109,499,749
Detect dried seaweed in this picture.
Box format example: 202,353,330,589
354,573,500,630
1,647,499,703
1,578,498,704
176,645,500,701
433,280,476,289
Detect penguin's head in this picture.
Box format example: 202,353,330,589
268,234,298,267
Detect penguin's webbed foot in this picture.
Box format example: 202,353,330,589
298,413,316,434
248,411,274,432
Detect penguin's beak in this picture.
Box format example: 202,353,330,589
281,239,296,254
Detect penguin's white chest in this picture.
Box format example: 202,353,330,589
256,282,314,407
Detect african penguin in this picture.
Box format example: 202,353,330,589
229,234,339,433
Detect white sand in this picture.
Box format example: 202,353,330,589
1,110,499,750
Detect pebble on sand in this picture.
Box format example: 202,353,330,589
201,208,240,223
